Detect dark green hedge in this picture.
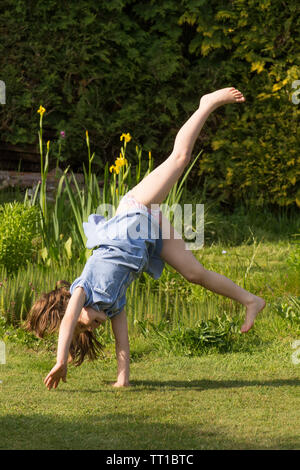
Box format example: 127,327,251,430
0,0,299,208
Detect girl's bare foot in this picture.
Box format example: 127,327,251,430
241,296,266,333
112,381,131,388
200,87,245,111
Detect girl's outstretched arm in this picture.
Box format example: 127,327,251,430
44,287,86,390
111,310,130,387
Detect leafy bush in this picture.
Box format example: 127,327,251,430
0,0,299,207
0,202,40,273
180,0,300,208
137,314,241,356
0,314,42,348
275,296,300,323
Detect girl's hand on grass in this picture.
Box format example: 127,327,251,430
44,363,67,390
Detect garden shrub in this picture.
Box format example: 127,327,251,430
182,0,300,208
0,314,42,347
0,202,40,273
0,0,299,208
275,296,300,323
137,314,242,356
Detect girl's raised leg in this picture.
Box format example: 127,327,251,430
130,87,245,207
160,215,266,333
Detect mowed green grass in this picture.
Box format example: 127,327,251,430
0,324,299,450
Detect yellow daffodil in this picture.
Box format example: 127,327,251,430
120,132,132,143
114,151,128,168
110,150,128,176
47,140,50,152
148,151,152,160
37,105,46,116
115,157,128,168
109,165,120,175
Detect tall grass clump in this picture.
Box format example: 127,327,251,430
0,261,83,325
287,234,300,273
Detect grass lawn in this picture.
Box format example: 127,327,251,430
1,317,299,450
0,231,299,450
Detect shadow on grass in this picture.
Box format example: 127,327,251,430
56,378,300,393
0,411,299,450
113,378,300,392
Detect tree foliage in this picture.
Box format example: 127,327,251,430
0,0,299,207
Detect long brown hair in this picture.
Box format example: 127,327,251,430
25,280,103,366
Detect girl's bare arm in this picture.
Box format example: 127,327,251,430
111,309,130,387
44,287,86,390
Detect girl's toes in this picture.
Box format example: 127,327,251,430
235,93,245,101
230,88,245,101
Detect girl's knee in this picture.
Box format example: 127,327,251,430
184,264,207,284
